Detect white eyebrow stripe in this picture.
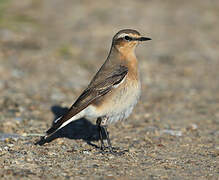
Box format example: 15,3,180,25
117,33,129,38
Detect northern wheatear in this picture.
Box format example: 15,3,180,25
38,29,151,152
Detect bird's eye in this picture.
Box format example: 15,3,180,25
124,36,132,41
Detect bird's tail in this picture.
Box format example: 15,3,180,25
35,114,82,145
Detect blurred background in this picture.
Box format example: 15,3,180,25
0,0,218,179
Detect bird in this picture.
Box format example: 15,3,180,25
37,29,151,152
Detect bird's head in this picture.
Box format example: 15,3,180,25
112,29,151,54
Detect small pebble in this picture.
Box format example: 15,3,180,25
83,150,90,155
187,123,198,130
161,129,182,137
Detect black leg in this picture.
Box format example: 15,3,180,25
102,125,113,152
96,117,126,155
101,126,126,155
96,118,105,150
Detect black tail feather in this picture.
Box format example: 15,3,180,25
35,136,47,146
46,126,57,135
35,133,59,146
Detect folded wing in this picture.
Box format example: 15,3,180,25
45,65,128,138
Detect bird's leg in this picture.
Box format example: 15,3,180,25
102,125,113,152
102,125,126,155
96,117,105,150
100,116,113,152
96,117,126,155
100,117,128,155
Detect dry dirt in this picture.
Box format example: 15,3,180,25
0,0,219,179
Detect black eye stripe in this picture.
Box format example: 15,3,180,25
124,36,132,41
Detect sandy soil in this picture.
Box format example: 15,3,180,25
0,0,218,179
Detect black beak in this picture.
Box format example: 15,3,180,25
131,37,151,41
138,37,151,41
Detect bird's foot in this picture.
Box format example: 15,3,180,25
100,144,106,151
110,147,129,155
97,146,128,155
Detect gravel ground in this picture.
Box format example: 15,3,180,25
0,0,219,179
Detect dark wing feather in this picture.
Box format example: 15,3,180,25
45,65,128,136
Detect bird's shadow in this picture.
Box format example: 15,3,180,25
35,105,103,148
